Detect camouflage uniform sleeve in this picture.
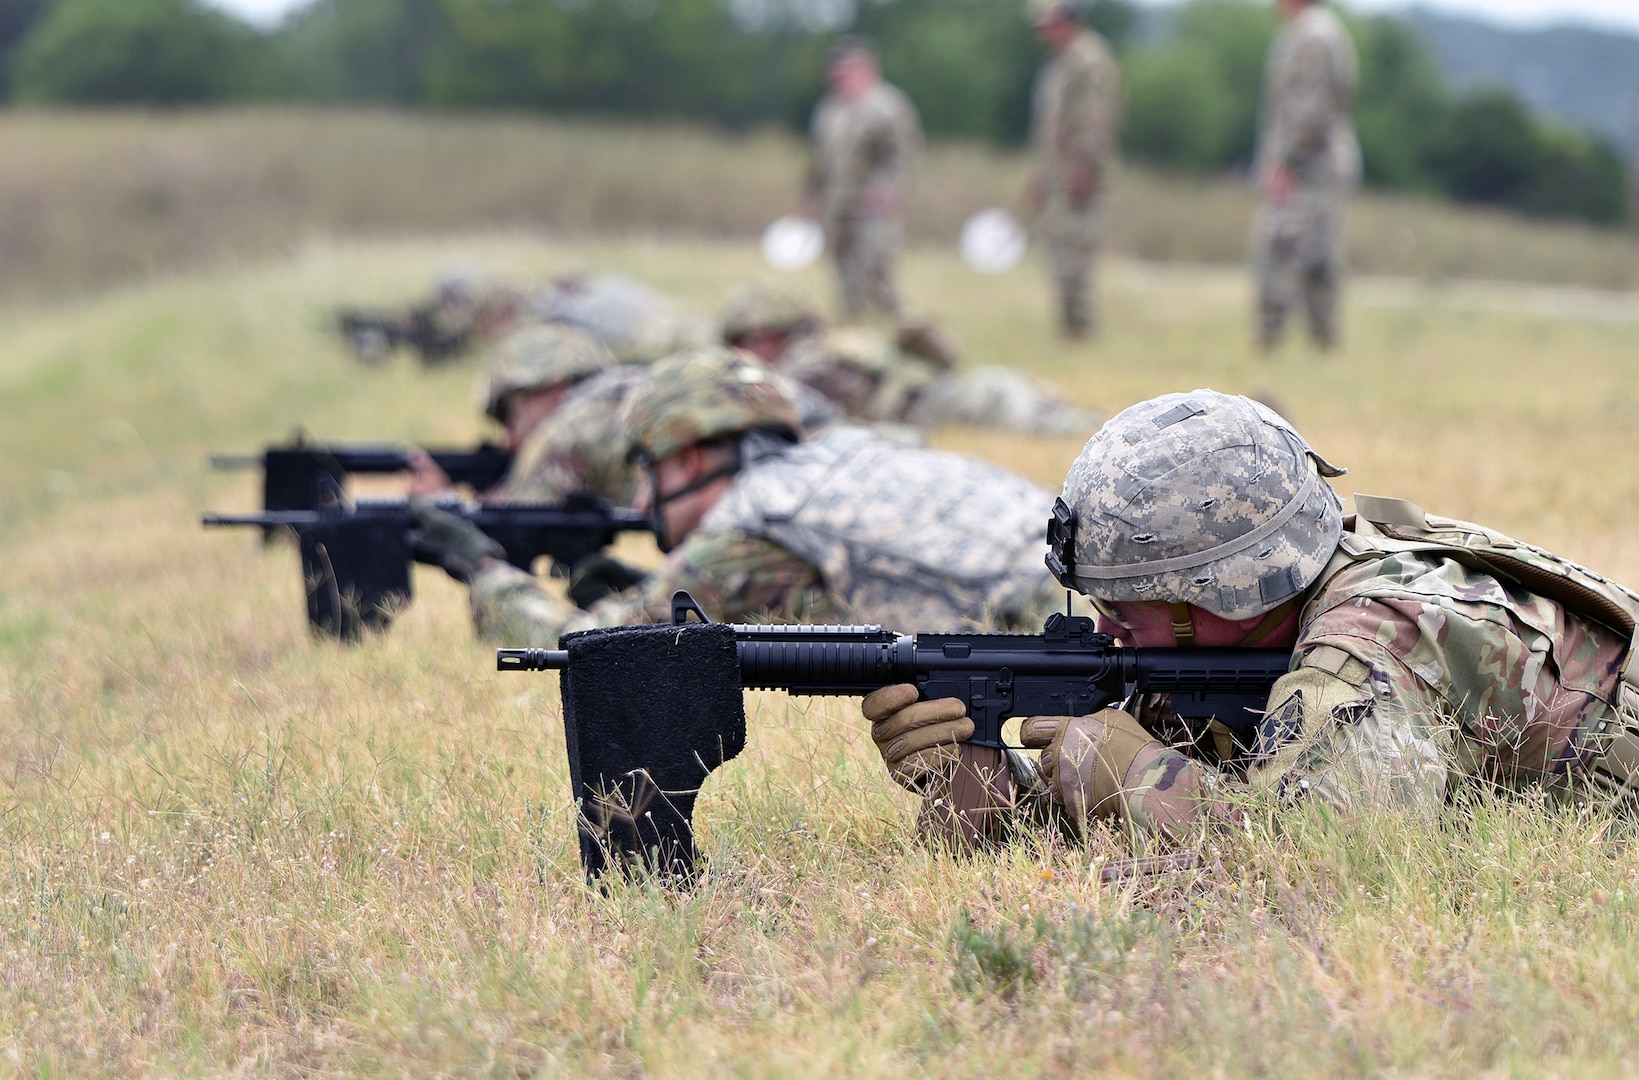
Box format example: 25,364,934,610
1266,35,1342,173
466,530,837,646
611,528,840,626
1247,643,1454,819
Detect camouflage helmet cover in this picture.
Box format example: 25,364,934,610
481,324,615,421
623,345,803,463
1056,390,1347,619
719,282,823,344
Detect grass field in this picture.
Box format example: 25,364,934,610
6,230,1639,1075
0,108,1634,304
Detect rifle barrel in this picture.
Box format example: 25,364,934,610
498,648,568,671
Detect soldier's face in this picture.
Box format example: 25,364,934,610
828,53,876,99
636,446,733,552
1034,15,1076,50
731,329,791,364
1092,600,1299,649
501,385,572,451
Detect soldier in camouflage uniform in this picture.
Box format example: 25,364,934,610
866,390,1639,843
408,347,1062,645
408,323,645,505
719,282,825,365
1250,0,1360,350
804,40,922,321
781,323,1106,436
337,271,526,365
1027,0,1123,340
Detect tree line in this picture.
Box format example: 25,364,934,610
0,0,1626,225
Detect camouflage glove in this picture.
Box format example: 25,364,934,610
407,494,505,583
1020,709,1156,834
567,553,649,610
862,684,974,792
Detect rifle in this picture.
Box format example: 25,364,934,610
497,591,1291,881
203,495,651,641
336,307,471,365
211,438,512,517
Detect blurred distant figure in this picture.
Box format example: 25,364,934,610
803,39,921,322
337,271,524,366
1251,0,1360,350
530,272,714,364
1026,0,1123,341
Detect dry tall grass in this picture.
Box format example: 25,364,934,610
0,108,1633,303
5,234,1639,1074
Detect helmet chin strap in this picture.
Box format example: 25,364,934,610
1169,602,1195,647
646,441,743,553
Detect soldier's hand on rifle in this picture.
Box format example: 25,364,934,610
862,684,973,792
567,553,648,609
406,494,505,583
406,449,455,497
1020,709,1154,834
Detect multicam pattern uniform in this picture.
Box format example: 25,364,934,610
1031,26,1122,335
487,365,650,505
1025,519,1633,836
531,274,714,363
807,82,922,319
1250,4,1359,347
467,427,1060,645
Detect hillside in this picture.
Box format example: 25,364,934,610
1408,6,1639,155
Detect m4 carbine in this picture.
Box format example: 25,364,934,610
204,495,650,641
498,592,1291,880
211,438,512,517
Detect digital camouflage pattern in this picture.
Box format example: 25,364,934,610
1031,25,1122,335
531,273,714,364
703,426,1061,629
1059,390,1346,618
467,426,1061,643
908,368,1105,435
623,347,803,464
480,324,616,421
1252,3,1359,347
780,326,1103,435
486,364,649,504
807,81,921,319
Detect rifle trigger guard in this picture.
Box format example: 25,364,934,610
671,590,712,625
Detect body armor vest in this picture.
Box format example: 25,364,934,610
1315,494,1639,793
703,426,1057,629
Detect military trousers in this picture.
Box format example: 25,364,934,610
1039,197,1103,338
1250,187,1346,349
827,214,903,321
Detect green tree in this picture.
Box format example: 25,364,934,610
275,0,447,104
1350,14,1449,191
0,0,52,97
1121,44,1235,172
13,0,267,104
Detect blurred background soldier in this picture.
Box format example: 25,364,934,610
408,323,643,504
803,39,921,322
1251,0,1360,350
336,269,525,365
781,321,1105,435
1027,0,1123,341
409,347,1061,644
718,281,825,364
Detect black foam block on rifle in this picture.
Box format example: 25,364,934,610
559,621,745,881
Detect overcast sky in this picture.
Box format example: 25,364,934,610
204,0,1639,35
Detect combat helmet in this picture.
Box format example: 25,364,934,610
719,283,823,347
623,345,803,464
480,324,615,422
1048,390,1346,619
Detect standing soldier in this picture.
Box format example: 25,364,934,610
1251,0,1360,350
804,40,921,322
1027,0,1123,341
